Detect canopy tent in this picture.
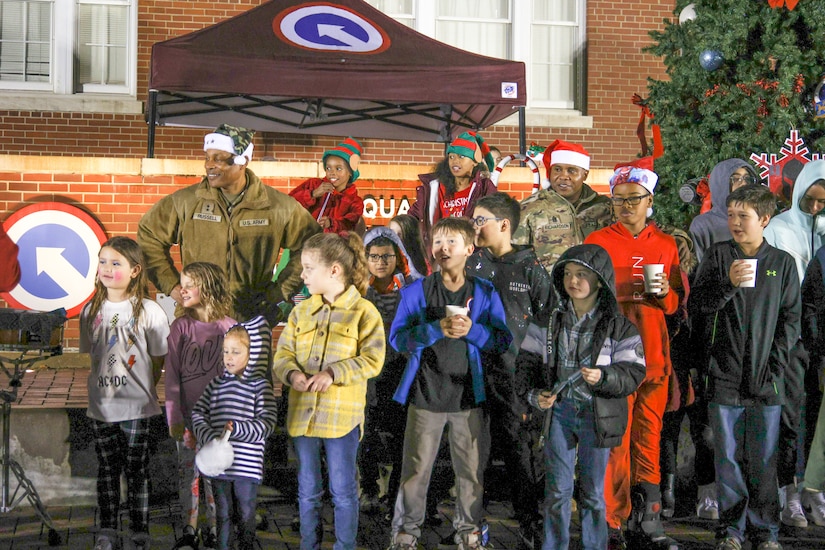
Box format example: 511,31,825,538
146,0,526,157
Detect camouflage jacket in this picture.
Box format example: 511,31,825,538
512,189,583,274
575,184,614,239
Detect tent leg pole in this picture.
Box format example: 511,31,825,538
518,106,526,157
147,90,158,159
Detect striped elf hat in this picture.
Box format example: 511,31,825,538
323,137,364,182
447,131,495,172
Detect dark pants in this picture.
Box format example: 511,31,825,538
661,401,715,486
778,343,808,487
92,418,151,533
212,477,259,550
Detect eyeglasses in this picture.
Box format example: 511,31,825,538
729,175,756,186
470,215,503,227
367,253,396,263
609,193,651,207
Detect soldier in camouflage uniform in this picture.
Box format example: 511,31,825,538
513,140,612,274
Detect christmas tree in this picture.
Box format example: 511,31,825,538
643,0,825,228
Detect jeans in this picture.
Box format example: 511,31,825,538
543,398,609,550
212,477,258,550
709,403,781,544
293,426,360,550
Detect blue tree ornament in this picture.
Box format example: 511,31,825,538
699,50,724,71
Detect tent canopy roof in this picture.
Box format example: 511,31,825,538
148,0,526,143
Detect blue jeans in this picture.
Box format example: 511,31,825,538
293,426,360,550
709,403,781,544
543,399,609,550
212,477,258,550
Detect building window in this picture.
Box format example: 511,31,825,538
365,0,586,112
0,0,136,95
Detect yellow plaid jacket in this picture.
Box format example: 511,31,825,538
273,286,385,438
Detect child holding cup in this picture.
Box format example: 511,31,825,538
688,184,800,550
584,157,684,549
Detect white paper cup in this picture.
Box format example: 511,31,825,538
738,259,758,288
643,264,665,294
445,305,469,317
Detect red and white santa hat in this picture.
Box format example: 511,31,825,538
542,139,591,179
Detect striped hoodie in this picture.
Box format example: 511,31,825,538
191,315,278,482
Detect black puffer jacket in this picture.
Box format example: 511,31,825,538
515,244,645,448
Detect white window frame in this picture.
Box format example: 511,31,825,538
0,0,138,104
404,0,591,126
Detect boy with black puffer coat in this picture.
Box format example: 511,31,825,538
359,226,424,513
465,192,555,549
516,243,645,550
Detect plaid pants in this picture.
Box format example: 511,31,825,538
92,418,151,533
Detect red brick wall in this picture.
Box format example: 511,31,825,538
0,1,673,169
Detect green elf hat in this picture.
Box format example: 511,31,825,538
323,137,364,183
447,131,495,172
204,124,255,165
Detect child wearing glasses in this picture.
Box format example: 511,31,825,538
584,157,684,550
358,226,424,513
689,159,760,263
763,160,825,530
465,192,554,548
289,137,365,233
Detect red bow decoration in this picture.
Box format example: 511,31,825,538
767,0,799,9
631,94,663,159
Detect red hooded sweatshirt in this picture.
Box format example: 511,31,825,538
289,178,364,233
585,221,682,379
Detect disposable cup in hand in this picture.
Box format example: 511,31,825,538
738,259,758,288
643,264,665,294
445,305,469,318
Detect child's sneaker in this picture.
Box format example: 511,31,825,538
696,482,720,520
200,527,218,550
131,531,151,550
715,537,742,550
387,532,418,550
801,489,825,526
780,483,808,527
95,528,119,550
457,531,490,550
171,526,198,550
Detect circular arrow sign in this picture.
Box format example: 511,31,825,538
2,203,107,317
273,3,390,53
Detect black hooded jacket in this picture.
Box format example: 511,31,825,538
515,244,645,448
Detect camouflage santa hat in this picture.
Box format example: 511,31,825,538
203,124,255,165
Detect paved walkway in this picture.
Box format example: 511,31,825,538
2,491,825,550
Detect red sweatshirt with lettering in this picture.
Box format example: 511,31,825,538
585,221,682,379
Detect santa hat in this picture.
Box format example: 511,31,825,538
542,140,591,179
447,131,495,172
610,157,658,218
323,137,364,183
204,124,255,165
609,157,658,194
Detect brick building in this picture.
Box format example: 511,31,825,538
0,0,674,347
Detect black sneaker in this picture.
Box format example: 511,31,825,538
200,528,217,550
437,530,457,549
172,526,199,550
608,527,626,550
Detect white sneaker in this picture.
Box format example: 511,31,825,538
780,483,808,528
94,535,113,550
696,483,720,520
388,532,419,550
801,489,825,527
457,531,490,550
